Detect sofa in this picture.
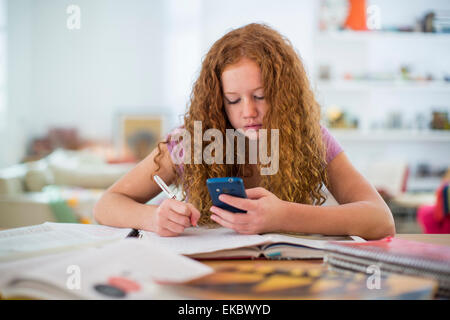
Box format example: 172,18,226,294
0,149,136,228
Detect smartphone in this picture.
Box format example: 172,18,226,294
206,177,247,213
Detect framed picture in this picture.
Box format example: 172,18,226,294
117,114,164,161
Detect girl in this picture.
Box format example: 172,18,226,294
94,23,395,240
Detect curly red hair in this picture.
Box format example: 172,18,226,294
155,23,328,226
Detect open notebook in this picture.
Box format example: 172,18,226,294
0,222,365,262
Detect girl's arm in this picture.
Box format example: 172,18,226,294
210,152,395,240
280,152,396,239
93,143,200,236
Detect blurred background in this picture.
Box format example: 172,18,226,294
0,0,449,233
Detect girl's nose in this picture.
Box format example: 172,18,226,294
243,98,258,118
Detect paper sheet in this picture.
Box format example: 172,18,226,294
0,222,132,261
2,239,213,299
141,227,268,255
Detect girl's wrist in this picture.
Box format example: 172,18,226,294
135,203,158,232
275,199,295,232
276,200,310,233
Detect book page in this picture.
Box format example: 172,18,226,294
265,233,365,250
0,222,132,262
2,239,213,299
141,227,365,255
141,227,268,255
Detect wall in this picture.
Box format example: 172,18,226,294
5,0,167,166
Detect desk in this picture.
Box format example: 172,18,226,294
0,230,448,300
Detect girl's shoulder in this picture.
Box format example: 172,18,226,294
320,125,343,164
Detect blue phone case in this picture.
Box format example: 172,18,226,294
207,177,247,213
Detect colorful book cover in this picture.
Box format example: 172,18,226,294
162,265,436,300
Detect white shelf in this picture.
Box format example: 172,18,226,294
315,31,450,42
315,80,450,93
329,129,450,142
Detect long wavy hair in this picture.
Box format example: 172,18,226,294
155,23,328,226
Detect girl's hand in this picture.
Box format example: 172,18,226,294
209,187,286,234
149,199,201,237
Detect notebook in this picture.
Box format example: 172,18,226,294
323,237,450,298
140,227,366,260
0,239,212,300
157,264,437,300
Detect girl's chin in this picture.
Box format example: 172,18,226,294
243,128,260,140
234,127,261,140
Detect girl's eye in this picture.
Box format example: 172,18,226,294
254,95,264,100
226,98,240,104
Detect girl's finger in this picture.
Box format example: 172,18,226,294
210,214,245,233
167,199,191,216
163,219,185,234
167,210,191,227
210,206,250,225
217,194,256,211
245,187,269,199
187,203,201,227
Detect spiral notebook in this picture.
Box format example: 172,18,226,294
323,237,450,298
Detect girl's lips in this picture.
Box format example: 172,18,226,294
244,124,262,130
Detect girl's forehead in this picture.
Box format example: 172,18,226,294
221,58,263,93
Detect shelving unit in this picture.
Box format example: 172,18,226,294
316,80,450,93
329,128,450,142
316,30,450,42
312,26,450,194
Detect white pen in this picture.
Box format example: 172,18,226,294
153,174,177,200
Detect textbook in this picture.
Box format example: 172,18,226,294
0,239,212,300
323,237,450,298
157,264,437,300
140,227,366,260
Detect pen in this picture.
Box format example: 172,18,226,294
153,174,177,200
126,228,141,238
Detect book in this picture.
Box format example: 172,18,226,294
323,237,450,298
157,264,437,300
140,227,366,260
0,239,213,300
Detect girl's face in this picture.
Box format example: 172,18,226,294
221,57,268,140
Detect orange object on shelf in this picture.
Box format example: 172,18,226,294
344,0,368,31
